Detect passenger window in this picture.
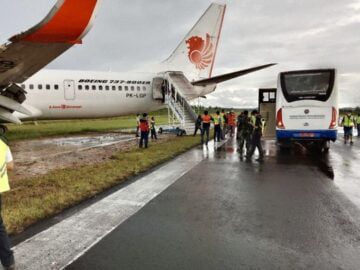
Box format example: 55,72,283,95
118,86,122,91
46,84,50,90
105,86,110,91
85,85,89,90
21,84,25,89
99,85,103,91
112,86,116,91
137,86,140,91
78,85,83,90
92,85,96,90
29,84,34,90
125,86,129,91
38,84,43,90
131,86,134,91
143,86,146,91
54,84,59,90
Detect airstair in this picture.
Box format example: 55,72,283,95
152,72,198,135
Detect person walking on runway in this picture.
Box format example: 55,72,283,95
228,111,236,137
213,111,222,142
237,110,252,157
139,113,150,148
356,113,360,137
193,115,202,136
247,110,264,162
342,111,355,145
201,111,212,146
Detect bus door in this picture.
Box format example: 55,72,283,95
64,80,76,100
259,88,276,138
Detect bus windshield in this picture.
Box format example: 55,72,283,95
281,70,334,102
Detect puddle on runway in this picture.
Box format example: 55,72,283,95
41,134,135,148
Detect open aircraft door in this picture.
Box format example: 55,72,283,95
152,77,166,101
259,88,276,138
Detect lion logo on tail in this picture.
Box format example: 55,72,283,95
186,33,214,70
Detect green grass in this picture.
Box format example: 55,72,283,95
6,113,169,141
3,135,201,235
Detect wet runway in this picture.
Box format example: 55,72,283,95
65,136,360,270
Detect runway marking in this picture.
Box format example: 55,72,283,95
13,139,225,270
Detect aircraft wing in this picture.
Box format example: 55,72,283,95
0,0,99,123
191,64,276,86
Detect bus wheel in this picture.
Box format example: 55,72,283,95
322,141,330,153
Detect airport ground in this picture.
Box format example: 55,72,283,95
2,114,360,269
10,134,360,269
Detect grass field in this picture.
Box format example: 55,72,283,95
6,113,169,141
3,133,202,235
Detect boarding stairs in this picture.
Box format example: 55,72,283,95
158,72,198,135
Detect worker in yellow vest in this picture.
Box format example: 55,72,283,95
342,111,355,145
356,114,360,137
213,111,222,142
0,125,15,270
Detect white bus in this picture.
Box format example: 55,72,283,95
276,69,338,152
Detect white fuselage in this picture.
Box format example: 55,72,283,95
16,69,166,120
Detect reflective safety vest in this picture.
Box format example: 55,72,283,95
202,115,211,124
343,115,355,127
228,114,236,126
251,115,256,125
139,120,149,132
221,113,227,126
0,141,10,193
213,115,221,125
357,116,360,125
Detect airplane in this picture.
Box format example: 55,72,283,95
0,2,275,124
0,0,100,123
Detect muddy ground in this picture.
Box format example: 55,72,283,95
10,132,174,181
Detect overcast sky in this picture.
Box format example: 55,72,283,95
1,0,360,108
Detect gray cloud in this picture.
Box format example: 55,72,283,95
1,0,359,108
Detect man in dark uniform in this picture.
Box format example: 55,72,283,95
237,110,251,157
246,110,264,162
193,115,202,136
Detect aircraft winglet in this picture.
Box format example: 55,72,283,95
10,0,100,44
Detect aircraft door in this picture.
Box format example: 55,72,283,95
64,80,76,100
259,88,276,138
152,77,165,101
